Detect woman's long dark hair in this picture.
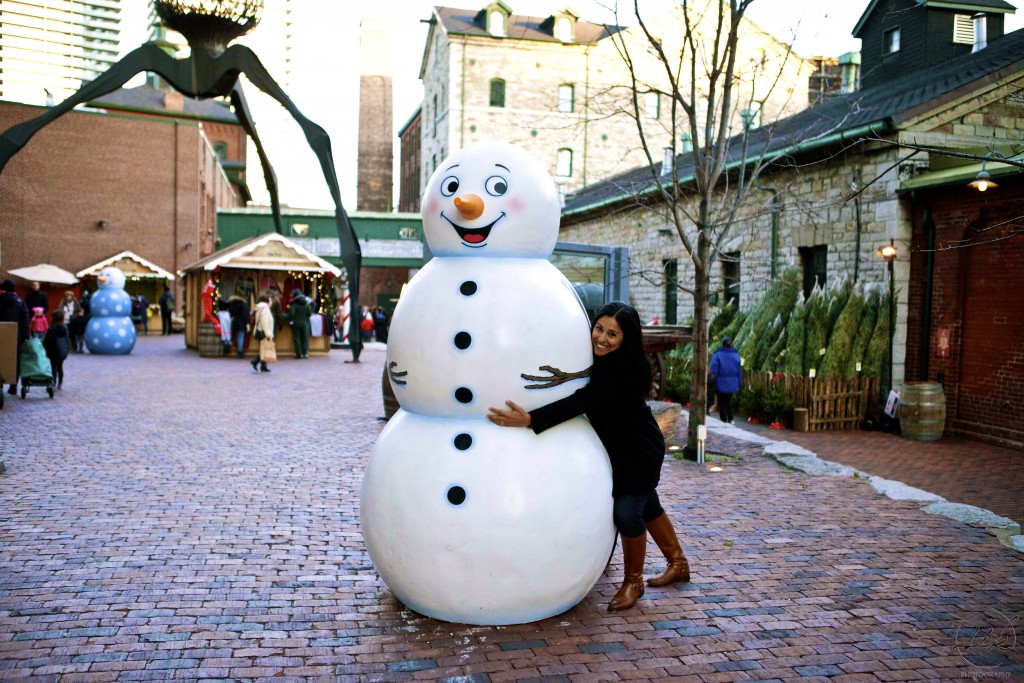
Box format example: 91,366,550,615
592,301,651,391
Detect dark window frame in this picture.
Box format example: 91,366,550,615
489,78,506,107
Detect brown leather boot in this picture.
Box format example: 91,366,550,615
645,512,690,587
608,532,646,611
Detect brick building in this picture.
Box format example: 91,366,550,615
397,107,422,214
411,1,813,196
560,1,1024,446
0,85,246,305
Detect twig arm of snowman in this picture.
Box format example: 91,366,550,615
520,365,591,389
388,361,408,386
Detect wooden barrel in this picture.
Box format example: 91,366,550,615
382,366,400,420
900,382,946,441
198,322,223,357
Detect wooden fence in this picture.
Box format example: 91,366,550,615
743,371,881,432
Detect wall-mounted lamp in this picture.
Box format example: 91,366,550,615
96,219,109,229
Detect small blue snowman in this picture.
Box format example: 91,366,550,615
85,267,136,355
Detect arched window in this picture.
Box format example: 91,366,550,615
489,78,506,108
488,10,506,36
556,148,573,177
556,17,573,42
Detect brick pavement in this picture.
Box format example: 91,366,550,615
721,421,1024,526
1,335,1022,682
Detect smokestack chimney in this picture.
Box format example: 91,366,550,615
839,51,860,93
357,18,395,212
661,146,674,177
972,13,988,52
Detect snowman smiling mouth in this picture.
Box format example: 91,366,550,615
442,212,505,247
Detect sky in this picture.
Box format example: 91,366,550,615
120,1,1021,210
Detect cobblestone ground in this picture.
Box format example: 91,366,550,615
1,335,1022,682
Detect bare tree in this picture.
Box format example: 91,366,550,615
605,0,804,454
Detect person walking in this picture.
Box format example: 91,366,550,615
159,287,175,335
60,291,83,353
250,294,275,373
226,295,249,359
42,310,70,389
488,302,691,612
284,289,312,358
29,307,49,339
25,281,48,315
710,337,742,424
0,279,29,395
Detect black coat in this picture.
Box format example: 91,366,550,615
227,299,249,334
529,350,665,496
0,291,30,342
25,290,48,314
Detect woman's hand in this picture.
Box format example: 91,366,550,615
487,400,531,428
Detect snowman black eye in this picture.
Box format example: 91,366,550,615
440,176,460,196
484,175,508,196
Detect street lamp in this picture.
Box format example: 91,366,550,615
876,239,897,396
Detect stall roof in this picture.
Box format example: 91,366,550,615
76,251,176,280
179,233,342,275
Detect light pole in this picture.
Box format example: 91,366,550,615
876,239,897,396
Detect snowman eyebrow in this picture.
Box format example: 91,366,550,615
495,164,510,171
444,163,460,172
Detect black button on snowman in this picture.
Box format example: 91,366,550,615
360,142,614,625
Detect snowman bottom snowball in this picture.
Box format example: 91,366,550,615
360,410,615,625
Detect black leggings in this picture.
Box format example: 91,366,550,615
613,489,665,538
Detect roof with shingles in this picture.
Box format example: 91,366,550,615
434,6,619,43
89,84,237,123
563,28,1024,217
853,0,1017,37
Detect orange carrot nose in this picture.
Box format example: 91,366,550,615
454,194,484,220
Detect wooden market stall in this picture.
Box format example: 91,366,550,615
179,233,341,357
76,251,176,334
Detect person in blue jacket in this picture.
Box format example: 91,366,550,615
710,337,742,424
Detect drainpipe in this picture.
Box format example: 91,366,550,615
754,178,779,279
918,206,935,381
582,47,590,187
460,41,467,148
853,175,863,283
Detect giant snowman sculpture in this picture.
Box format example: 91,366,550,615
360,142,615,625
85,266,136,355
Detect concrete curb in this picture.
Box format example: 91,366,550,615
705,418,1024,554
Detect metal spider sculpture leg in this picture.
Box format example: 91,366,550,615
0,43,363,361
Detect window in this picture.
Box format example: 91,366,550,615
663,259,678,324
883,26,900,54
556,16,573,42
556,148,573,177
722,252,740,308
489,78,505,107
799,245,828,298
953,14,975,44
558,84,574,113
643,92,660,119
488,10,506,36
433,94,438,136
212,141,228,160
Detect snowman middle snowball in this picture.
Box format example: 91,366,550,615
360,142,615,625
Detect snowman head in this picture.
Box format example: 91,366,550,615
421,142,561,258
96,267,126,290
